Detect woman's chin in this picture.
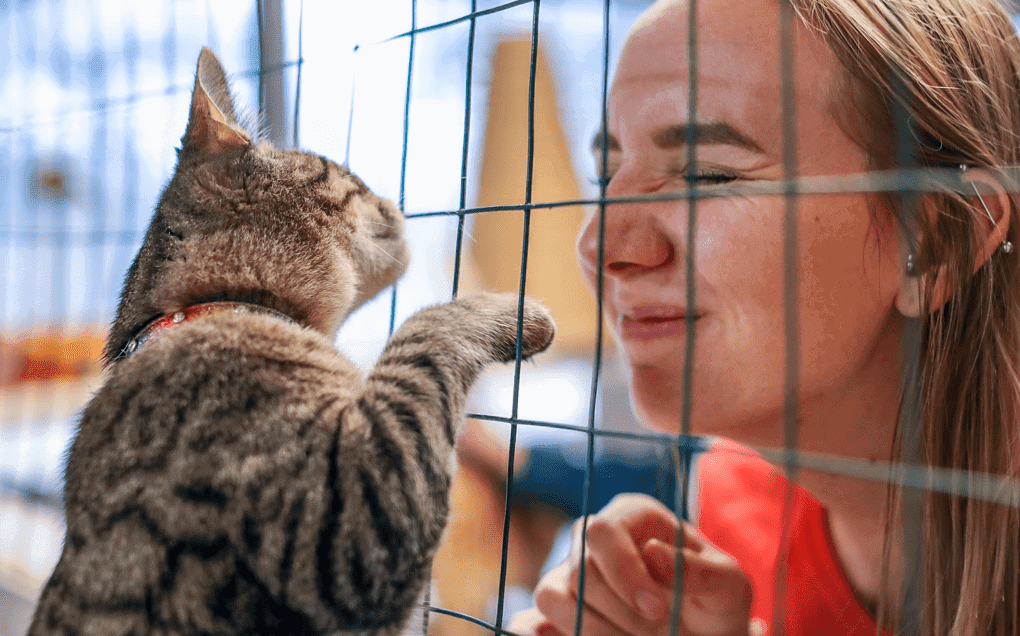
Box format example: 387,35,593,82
629,384,699,435
630,384,783,447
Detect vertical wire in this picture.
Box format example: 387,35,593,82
1,9,26,570
204,0,219,54
344,44,358,167
574,2,612,635
118,8,141,327
18,6,40,332
19,2,44,579
53,0,88,329
257,0,286,148
772,1,801,633
450,0,478,301
668,0,700,634
92,0,116,331
162,0,178,95
256,0,264,117
292,0,304,148
494,1,541,632
891,69,922,636
159,0,177,246
417,15,442,629
392,0,417,337
0,5,11,331
398,1,416,216
82,0,118,383
897,317,923,636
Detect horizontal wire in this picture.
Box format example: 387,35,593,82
370,0,533,46
4,429,1014,510
396,166,1020,218
0,477,63,509
467,412,692,446
0,166,1001,242
243,58,303,79
753,446,1020,508
468,414,1020,508
0,392,1014,509
0,229,143,242
423,605,526,636
0,164,984,240
0,60,303,135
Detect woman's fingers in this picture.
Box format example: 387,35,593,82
534,561,637,636
582,515,672,620
579,494,682,549
532,561,576,633
529,495,752,636
641,537,753,636
506,608,549,636
528,532,753,636
564,552,671,635
567,494,691,620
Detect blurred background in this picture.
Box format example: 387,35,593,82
0,1,694,634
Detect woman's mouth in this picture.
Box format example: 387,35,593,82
619,307,699,340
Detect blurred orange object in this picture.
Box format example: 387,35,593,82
1,331,105,386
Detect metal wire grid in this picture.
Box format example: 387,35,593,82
2,1,1020,636
376,2,1020,635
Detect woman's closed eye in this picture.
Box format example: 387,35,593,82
677,166,740,186
587,164,741,191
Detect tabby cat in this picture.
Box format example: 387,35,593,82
28,48,554,636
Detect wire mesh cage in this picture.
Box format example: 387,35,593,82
3,1,1020,636
0,1,657,633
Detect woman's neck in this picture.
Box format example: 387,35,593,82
803,470,903,619
793,345,906,621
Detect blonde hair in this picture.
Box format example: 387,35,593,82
791,1,1020,633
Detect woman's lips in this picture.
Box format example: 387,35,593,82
619,307,699,340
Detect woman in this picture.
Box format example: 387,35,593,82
508,0,1020,634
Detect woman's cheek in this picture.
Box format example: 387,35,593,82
694,199,781,276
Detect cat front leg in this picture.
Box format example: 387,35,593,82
313,292,554,630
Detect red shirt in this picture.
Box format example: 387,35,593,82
696,439,888,635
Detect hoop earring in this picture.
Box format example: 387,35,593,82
970,181,1013,254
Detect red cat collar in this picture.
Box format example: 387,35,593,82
115,301,295,360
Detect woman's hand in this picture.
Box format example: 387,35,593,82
507,493,753,636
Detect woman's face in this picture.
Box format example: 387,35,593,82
578,0,906,446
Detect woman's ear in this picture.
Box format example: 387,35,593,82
895,265,923,317
895,168,1012,318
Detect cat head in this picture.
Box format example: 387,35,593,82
104,48,409,363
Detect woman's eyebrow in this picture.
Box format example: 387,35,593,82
590,122,766,155
652,122,765,153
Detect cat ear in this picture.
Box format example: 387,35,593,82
182,47,252,157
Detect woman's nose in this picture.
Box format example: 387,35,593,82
577,180,675,278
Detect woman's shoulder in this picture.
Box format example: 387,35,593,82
694,437,796,548
693,438,883,635
696,437,793,506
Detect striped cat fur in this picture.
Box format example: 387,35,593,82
28,48,555,636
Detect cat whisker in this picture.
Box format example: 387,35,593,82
368,241,404,265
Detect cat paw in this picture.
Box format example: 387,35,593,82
456,292,555,363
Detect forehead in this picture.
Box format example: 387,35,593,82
618,0,784,71
610,0,840,155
